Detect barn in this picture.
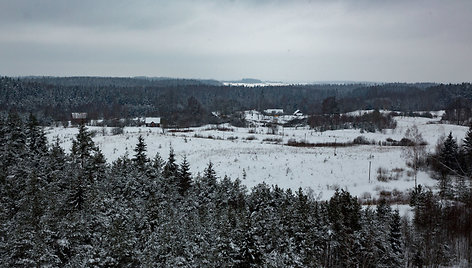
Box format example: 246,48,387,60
71,112,88,125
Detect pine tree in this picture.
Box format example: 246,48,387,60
71,124,97,167
464,125,472,153
132,135,149,170
91,150,107,182
1,112,29,227
68,125,102,211
389,209,404,267
50,137,66,163
0,116,7,180
437,132,458,199
178,155,192,195
204,161,217,182
439,132,459,175
357,208,380,267
327,190,361,267
4,112,27,169
454,176,469,203
25,113,50,185
238,215,263,267
376,198,392,223
462,124,472,173
26,113,48,156
151,152,165,174
163,147,178,178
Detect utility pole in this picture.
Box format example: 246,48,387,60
368,161,372,183
334,138,337,156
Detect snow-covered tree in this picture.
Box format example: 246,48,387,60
163,146,178,179
132,135,149,170
439,132,459,175
462,124,472,173
178,155,192,195
71,124,98,167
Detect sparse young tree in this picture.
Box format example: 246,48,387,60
402,125,427,189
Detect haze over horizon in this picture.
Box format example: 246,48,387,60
1,0,471,83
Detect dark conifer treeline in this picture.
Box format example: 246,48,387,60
307,109,397,132
1,76,471,126
1,114,472,266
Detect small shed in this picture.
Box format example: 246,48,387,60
293,110,303,116
145,117,161,127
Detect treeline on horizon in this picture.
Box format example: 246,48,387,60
0,76,471,127
1,113,472,267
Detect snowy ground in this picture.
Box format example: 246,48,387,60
45,112,469,215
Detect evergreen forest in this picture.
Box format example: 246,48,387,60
1,76,471,127
1,113,472,267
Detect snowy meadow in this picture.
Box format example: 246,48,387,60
46,111,468,204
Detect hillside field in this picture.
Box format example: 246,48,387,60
46,112,468,206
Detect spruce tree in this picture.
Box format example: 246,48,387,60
163,147,178,178
464,125,472,152
238,215,263,267
462,124,472,173
376,198,391,223
0,116,7,180
132,135,149,170
25,113,50,183
178,155,192,195
204,161,217,181
4,112,27,169
438,132,458,199
71,124,97,167
327,190,361,266
151,152,165,174
26,113,48,156
439,132,459,175
50,137,66,163
389,209,404,267
68,124,102,211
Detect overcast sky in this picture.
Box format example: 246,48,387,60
0,0,471,82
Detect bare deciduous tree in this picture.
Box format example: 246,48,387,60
402,125,427,189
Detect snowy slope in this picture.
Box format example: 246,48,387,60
45,113,469,205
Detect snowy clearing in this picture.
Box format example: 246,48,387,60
45,112,469,210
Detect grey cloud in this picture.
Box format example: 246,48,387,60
0,0,470,82
0,0,196,30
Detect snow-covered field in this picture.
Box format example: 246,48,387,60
45,112,469,211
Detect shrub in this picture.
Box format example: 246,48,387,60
353,136,371,145
112,127,124,135
245,135,257,141
263,137,282,143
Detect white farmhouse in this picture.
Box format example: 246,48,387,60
264,109,284,115
145,117,161,127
